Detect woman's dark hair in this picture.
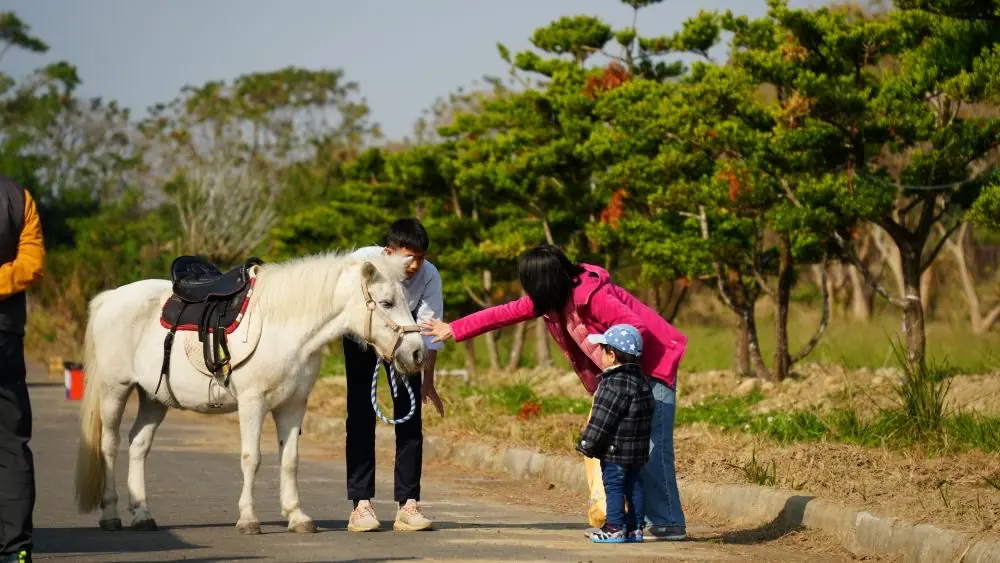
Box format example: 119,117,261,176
518,244,586,316
601,344,641,366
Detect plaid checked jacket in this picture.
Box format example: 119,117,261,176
575,363,654,465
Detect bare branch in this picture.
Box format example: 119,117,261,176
695,205,741,313
462,280,489,309
940,222,1000,334
921,219,961,271
778,178,907,308
791,260,831,365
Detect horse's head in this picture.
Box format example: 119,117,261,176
340,254,425,375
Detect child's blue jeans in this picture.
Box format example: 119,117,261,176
600,460,645,532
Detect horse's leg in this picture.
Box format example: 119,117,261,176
236,396,266,535
126,388,168,531
272,399,315,533
98,382,132,531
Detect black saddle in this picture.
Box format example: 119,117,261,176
171,256,261,303
157,255,264,403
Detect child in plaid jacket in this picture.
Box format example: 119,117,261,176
576,324,654,543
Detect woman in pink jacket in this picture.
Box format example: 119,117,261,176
420,245,687,541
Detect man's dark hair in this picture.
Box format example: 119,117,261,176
601,344,641,366
518,244,586,317
386,218,430,253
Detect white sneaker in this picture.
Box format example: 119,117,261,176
347,499,380,532
393,499,433,531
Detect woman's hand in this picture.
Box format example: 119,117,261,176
420,318,454,343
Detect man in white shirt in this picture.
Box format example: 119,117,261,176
343,218,444,533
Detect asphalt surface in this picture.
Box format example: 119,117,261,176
25,366,851,562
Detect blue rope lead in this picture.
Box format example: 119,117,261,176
370,360,416,425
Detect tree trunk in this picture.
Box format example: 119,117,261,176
479,269,501,370
872,225,906,298
507,321,527,369
663,280,688,323
484,331,501,371
773,237,794,381
900,242,927,369
847,265,872,322
733,314,751,377
744,303,774,381
463,339,478,379
541,216,555,245
534,318,552,368
943,222,1000,334
920,262,936,320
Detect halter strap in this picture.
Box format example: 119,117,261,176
359,275,421,363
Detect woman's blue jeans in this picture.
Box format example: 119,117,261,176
641,380,686,529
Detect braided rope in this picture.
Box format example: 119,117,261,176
370,359,416,425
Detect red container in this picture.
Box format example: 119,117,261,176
64,361,85,401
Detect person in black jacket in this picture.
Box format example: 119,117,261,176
576,324,654,544
1,174,45,563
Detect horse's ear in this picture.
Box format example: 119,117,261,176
361,261,379,283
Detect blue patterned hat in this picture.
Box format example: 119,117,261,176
586,324,642,356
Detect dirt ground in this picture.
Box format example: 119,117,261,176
307,363,1000,539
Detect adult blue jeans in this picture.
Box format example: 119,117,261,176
642,379,685,529
600,461,644,532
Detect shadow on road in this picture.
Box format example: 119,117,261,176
34,526,205,555
690,495,815,545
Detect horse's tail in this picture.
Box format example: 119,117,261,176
74,289,112,513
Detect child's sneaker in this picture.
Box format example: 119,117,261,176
627,529,644,543
586,524,627,543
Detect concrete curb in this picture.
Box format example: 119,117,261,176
301,412,1000,563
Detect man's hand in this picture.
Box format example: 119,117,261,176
422,381,445,417
421,348,444,416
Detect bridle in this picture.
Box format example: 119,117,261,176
359,274,422,363
358,270,422,426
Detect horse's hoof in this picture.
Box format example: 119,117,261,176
236,520,262,535
99,518,123,531
289,519,317,534
132,518,158,531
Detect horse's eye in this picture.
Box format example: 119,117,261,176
380,300,394,309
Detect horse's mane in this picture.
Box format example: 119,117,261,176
251,249,407,325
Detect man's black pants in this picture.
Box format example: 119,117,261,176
0,331,33,556
343,336,422,504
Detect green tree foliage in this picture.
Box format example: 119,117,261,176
718,0,1000,368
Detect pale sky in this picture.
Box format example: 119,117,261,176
2,0,817,141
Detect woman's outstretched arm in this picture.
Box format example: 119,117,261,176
420,295,537,343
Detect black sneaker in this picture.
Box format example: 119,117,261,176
644,525,686,541
1,551,31,563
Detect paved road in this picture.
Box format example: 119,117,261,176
26,370,853,563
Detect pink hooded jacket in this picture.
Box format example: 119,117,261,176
450,264,687,393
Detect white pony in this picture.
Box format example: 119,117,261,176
73,251,425,535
